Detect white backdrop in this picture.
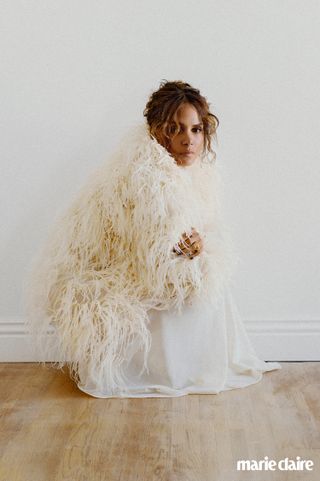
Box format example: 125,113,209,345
1,0,319,360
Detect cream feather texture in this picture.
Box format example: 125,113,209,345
23,122,239,394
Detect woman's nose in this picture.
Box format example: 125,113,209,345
182,131,193,145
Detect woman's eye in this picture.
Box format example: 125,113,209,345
171,126,203,134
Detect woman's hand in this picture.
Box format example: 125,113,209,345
173,227,203,260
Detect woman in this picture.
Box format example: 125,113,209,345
23,80,281,398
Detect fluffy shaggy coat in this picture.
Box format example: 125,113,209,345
23,122,239,394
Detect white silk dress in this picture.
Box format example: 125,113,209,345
76,286,281,398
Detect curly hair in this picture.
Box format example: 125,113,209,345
143,79,219,162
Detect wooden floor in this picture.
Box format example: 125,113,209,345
0,362,319,481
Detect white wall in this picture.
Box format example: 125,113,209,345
1,0,319,360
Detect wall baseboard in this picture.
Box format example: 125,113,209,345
244,319,320,361
0,317,319,362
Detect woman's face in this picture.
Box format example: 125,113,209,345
166,103,204,166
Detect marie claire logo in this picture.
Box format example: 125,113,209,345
237,456,314,471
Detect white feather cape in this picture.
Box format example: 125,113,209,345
23,121,239,393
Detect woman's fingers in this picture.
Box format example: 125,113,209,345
178,239,203,257
174,228,203,259
182,230,200,243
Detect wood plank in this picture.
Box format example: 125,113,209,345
0,362,319,481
